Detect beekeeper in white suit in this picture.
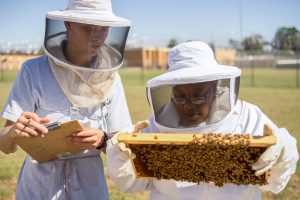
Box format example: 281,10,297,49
106,41,299,200
0,0,132,199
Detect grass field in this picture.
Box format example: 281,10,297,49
0,67,299,199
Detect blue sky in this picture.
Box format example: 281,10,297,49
0,0,299,51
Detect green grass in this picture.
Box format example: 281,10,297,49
0,67,300,199
240,68,300,88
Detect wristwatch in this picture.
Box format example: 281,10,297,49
96,131,109,150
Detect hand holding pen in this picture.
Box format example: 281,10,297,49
8,112,50,138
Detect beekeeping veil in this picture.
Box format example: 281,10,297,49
43,0,131,107
146,41,241,133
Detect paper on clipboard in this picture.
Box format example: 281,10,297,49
14,120,86,163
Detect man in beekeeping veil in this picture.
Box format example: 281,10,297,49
0,0,132,199
106,41,299,200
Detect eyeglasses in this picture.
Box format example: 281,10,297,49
171,95,206,105
171,85,216,105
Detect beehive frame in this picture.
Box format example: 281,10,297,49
118,127,276,186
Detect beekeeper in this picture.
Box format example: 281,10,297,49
106,41,299,200
0,0,131,199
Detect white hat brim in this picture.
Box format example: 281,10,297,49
47,10,131,26
147,65,241,88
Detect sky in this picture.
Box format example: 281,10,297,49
0,0,299,52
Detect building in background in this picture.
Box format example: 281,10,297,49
124,47,170,69
0,54,38,70
124,47,237,69
214,49,236,66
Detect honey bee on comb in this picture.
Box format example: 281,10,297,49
119,133,275,186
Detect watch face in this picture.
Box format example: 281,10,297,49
103,132,109,143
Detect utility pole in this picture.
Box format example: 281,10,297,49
239,0,243,49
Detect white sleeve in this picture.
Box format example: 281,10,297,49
106,140,153,193
106,74,132,133
0,63,36,122
260,128,299,194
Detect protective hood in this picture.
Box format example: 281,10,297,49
47,0,131,26
42,0,130,107
146,41,241,133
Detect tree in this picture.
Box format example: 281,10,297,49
242,34,264,52
272,26,300,51
38,46,45,55
228,39,240,50
167,38,178,48
208,42,215,53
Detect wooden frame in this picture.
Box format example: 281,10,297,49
118,133,276,147
118,126,276,185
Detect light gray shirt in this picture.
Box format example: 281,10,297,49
1,55,132,200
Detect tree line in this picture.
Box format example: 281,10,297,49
168,26,300,52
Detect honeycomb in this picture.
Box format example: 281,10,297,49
122,133,273,186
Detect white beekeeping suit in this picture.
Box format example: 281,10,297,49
0,0,132,199
106,41,298,200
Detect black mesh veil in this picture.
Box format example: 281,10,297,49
44,18,130,70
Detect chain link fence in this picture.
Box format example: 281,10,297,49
234,51,300,88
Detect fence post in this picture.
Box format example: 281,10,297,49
0,56,3,81
249,55,254,87
140,66,144,84
297,53,299,88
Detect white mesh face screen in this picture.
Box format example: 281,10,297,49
44,18,129,70
150,79,237,129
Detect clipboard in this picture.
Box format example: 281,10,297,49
14,120,86,163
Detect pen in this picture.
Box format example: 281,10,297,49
45,122,61,131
